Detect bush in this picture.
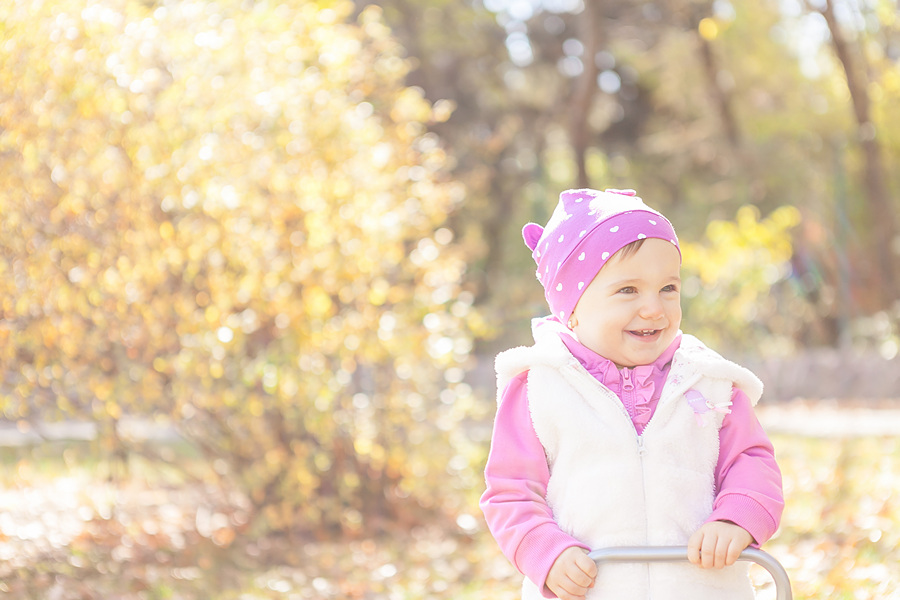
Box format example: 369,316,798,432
0,0,477,536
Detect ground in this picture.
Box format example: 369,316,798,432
1,398,899,599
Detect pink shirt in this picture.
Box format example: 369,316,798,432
480,333,784,597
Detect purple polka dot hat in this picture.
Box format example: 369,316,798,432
523,188,680,324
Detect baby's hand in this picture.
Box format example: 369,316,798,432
687,521,753,569
546,546,598,600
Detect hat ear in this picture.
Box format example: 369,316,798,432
604,188,637,197
522,223,544,251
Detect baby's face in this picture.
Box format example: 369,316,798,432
570,238,682,368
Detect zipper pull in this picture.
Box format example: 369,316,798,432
622,368,634,391
637,436,646,456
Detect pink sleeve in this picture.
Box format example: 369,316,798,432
707,388,785,545
480,371,587,597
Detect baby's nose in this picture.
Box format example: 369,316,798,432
639,295,665,318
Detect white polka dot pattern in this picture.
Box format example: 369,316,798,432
520,188,680,324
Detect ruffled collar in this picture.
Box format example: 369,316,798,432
559,331,681,382
559,331,682,433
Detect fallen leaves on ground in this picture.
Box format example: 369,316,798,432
2,402,900,599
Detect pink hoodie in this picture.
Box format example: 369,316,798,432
480,332,784,598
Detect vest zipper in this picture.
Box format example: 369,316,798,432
571,363,657,587
636,434,652,592
622,368,652,552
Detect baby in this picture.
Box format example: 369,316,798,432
480,188,784,599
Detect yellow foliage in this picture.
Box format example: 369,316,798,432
698,18,720,41
0,0,475,534
681,205,802,352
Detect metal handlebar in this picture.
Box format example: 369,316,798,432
587,546,792,600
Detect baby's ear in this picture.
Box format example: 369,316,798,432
522,223,544,251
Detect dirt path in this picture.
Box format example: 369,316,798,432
757,398,900,437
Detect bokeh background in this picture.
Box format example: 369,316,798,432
1,0,899,598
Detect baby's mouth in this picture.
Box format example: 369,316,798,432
629,329,661,337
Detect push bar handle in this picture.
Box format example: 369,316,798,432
587,546,792,600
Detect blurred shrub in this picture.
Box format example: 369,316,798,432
0,0,478,536
680,204,803,354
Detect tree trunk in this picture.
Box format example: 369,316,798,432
569,0,602,189
695,27,740,149
817,0,898,308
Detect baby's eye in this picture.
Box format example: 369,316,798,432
618,286,637,294
662,284,679,293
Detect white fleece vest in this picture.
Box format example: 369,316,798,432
495,327,763,600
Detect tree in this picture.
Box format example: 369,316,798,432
812,0,899,307
334,3,530,359
373,0,900,350
0,0,477,537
